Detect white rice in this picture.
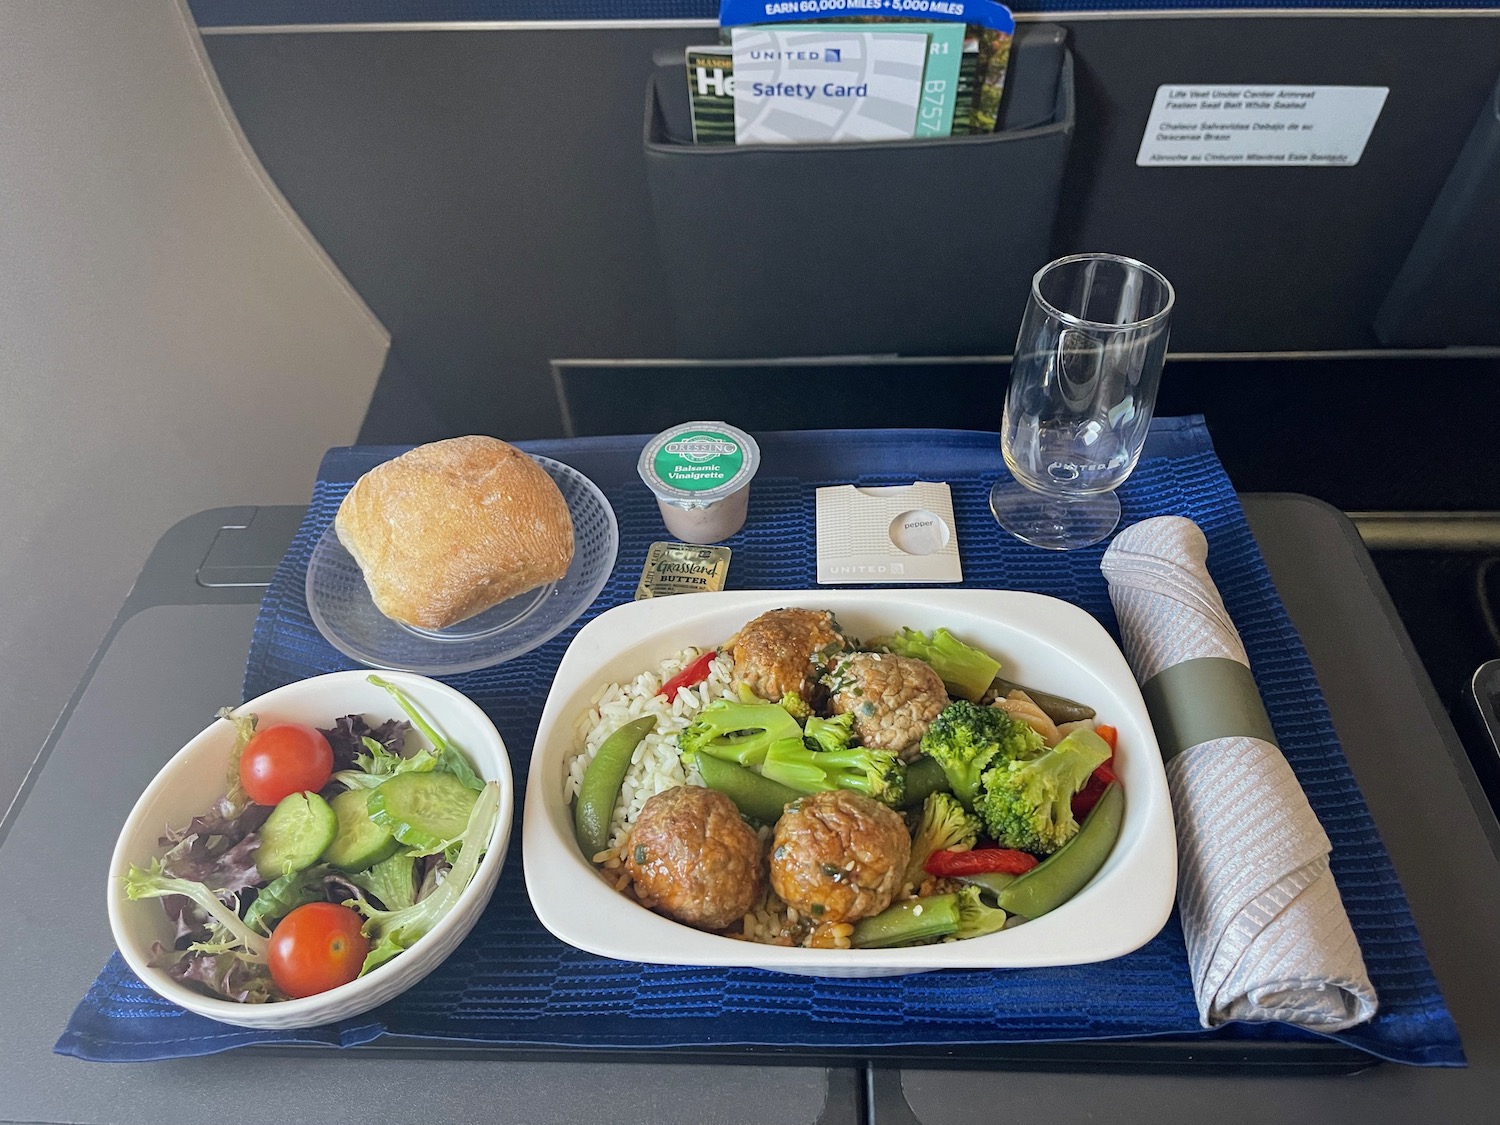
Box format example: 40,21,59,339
565,647,736,852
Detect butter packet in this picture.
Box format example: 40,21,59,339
816,482,962,585
636,542,732,600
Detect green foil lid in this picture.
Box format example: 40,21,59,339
639,421,760,504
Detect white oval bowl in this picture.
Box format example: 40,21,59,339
107,670,513,1028
524,590,1177,977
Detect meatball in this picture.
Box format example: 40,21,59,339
769,790,910,925
624,786,764,932
728,608,844,704
829,652,949,760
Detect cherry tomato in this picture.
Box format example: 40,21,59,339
268,902,370,998
239,722,334,806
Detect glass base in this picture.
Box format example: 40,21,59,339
989,480,1121,551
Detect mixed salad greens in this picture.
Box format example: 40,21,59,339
125,675,500,1003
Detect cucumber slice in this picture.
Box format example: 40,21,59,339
322,786,401,872
256,791,338,881
368,771,480,852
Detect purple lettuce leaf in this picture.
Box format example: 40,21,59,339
159,831,262,897
156,831,261,943
160,799,270,848
152,943,280,1004
320,714,410,772
415,853,451,904
156,803,266,942
323,871,370,907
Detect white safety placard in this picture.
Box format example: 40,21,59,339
1136,85,1388,167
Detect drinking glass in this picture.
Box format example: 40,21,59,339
990,253,1175,550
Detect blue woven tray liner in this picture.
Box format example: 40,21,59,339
57,420,1463,1066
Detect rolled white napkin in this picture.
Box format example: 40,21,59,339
1101,516,1378,1031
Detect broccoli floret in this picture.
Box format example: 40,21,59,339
975,728,1111,856
873,627,1002,702
779,691,814,721
803,711,855,753
954,884,1009,940
903,791,982,889
919,700,1046,809
678,699,804,768
761,739,907,807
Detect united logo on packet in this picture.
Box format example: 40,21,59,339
635,542,732,600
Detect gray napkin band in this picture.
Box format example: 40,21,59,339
1141,657,1279,761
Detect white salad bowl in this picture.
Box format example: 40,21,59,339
107,670,513,1028
524,589,1176,977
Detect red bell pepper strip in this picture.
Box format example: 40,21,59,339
1072,774,1109,820
925,848,1040,878
659,650,717,701
1071,725,1119,819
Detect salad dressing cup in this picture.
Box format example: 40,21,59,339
638,422,760,544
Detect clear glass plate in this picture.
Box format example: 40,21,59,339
306,456,619,674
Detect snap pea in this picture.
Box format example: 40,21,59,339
695,753,801,825
995,781,1124,919
850,894,961,949
989,677,1096,724
899,756,952,809
574,714,657,859
954,870,1018,900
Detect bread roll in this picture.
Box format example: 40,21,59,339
335,436,574,630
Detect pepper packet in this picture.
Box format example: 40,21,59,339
815,482,962,585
